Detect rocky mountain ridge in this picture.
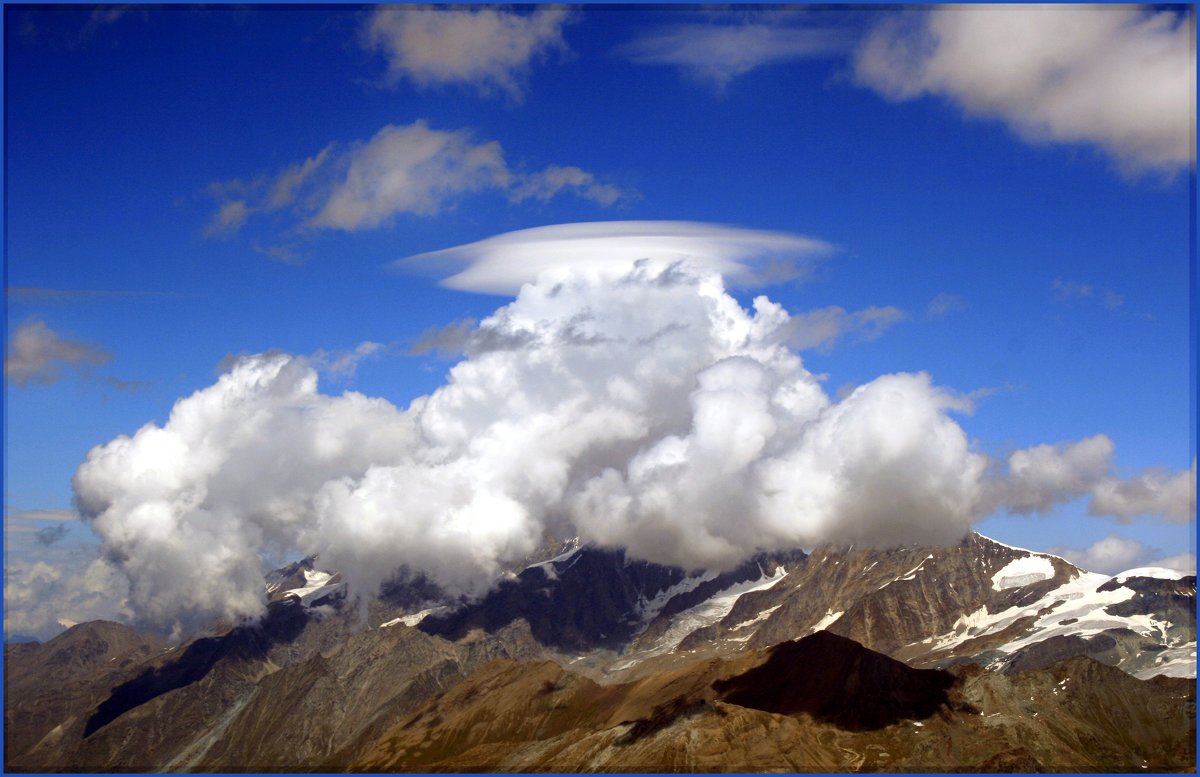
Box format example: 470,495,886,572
4,531,1194,772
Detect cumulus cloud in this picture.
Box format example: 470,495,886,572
1052,535,1196,576
990,436,1195,523
994,435,1115,513
310,122,508,229
1149,552,1197,575
74,355,417,630
5,320,111,387
4,508,130,640
4,546,131,641
73,224,983,631
207,121,627,237
398,220,834,295
71,221,1193,633
362,7,571,100
1088,461,1196,523
617,20,849,90
1052,534,1159,575
854,6,1195,175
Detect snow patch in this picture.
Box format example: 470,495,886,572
525,540,584,581
729,604,782,633
636,569,720,623
928,567,1194,679
281,569,345,606
991,556,1054,590
380,606,450,629
1133,642,1197,680
1113,567,1191,584
634,566,789,658
879,555,934,590
808,609,844,634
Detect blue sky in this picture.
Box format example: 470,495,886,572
3,5,1195,638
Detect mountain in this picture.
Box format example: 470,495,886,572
350,631,1194,773
3,532,1194,772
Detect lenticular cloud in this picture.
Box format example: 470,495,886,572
74,226,992,630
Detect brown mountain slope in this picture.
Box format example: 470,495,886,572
3,620,164,765
351,630,1195,773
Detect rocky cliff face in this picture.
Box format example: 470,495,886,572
4,532,1194,772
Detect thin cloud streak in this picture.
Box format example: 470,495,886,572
206,121,629,238
617,21,851,90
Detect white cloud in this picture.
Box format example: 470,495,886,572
510,165,624,207
362,7,571,100
1053,278,1094,300
267,145,332,209
1052,534,1157,575
398,220,834,295
854,6,1195,175
926,292,966,319
4,547,131,641
204,199,251,237
312,341,385,380
996,434,1115,514
617,21,849,90
1088,460,1195,523
5,320,111,387
1052,536,1195,577
4,507,130,641
990,437,1195,523
208,122,627,236
1149,552,1196,575
72,221,1192,632
310,121,508,230
779,305,908,352
1053,278,1132,313
73,224,987,631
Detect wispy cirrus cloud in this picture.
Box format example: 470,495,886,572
362,7,572,101
1052,278,1094,301
779,305,908,353
854,6,1194,176
616,19,850,90
926,292,966,319
206,121,629,242
509,165,624,207
1052,278,1127,311
6,287,173,303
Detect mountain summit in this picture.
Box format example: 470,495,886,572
4,532,1193,772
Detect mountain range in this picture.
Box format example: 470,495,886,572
4,531,1194,772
